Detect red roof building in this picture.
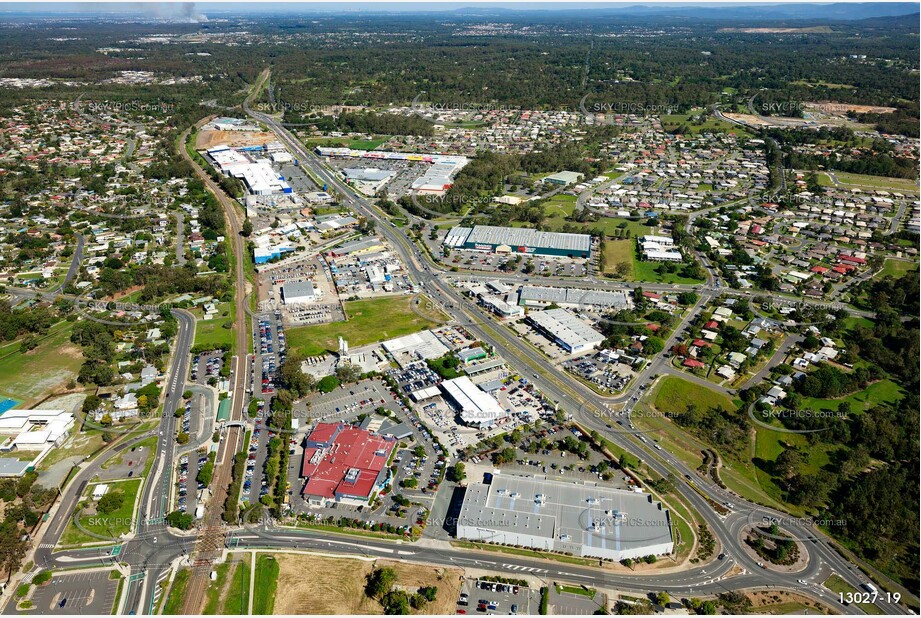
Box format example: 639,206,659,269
811,266,829,275
683,359,706,369
692,339,712,348
705,320,719,330
838,254,866,265
301,422,396,505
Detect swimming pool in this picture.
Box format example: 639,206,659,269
0,399,18,415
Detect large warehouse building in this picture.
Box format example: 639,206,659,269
456,475,674,562
526,308,605,353
439,376,508,427
444,226,591,259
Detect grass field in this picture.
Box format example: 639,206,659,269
193,303,234,349
163,568,191,615
221,558,251,616
203,562,231,614
800,379,904,414
632,258,706,285
876,259,918,280
286,295,447,356
543,215,652,238
602,239,634,277
252,554,279,615
59,478,142,545
306,136,388,150
542,194,578,218
817,171,919,194
660,113,754,138
0,323,82,404
652,376,735,415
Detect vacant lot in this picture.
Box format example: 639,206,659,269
271,554,462,615
286,295,447,356
800,379,904,414
603,239,634,277
876,259,918,280
652,375,735,416
193,307,235,349
195,129,277,149
817,171,919,194
0,323,82,404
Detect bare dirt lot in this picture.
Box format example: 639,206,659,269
273,554,463,615
746,589,835,614
805,102,896,114
195,129,277,149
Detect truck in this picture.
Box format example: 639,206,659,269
862,583,878,595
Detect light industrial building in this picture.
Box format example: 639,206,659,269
439,376,508,427
281,281,320,304
382,330,450,368
640,234,682,262
518,285,630,311
444,226,591,259
526,308,605,353
342,167,396,194
456,475,673,561
543,171,585,186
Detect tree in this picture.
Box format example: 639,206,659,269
166,510,194,530
419,586,437,602
317,375,340,393
97,490,125,515
655,592,670,606
99,413,113,427
336,363,362,384
450,462,466,483
176,432,190,445
365,567,398,598
241,218,253,237
643,337,665,355
0,525,27,583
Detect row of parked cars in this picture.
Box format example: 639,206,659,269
244,400,266,496
191,353,222,382
177,452,207,512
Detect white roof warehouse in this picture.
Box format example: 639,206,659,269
456,475,673,562
439,376,508,427
526,308,605,353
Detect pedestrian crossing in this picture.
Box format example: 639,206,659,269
501,563,549,573
151,570,170,606
38,543,55,549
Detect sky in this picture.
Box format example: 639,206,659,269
0,1,913,15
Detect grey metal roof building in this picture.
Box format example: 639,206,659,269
444,225,591,258
526,308,605,353
281,281,317,304
518,285,630,310
456,475,673,561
